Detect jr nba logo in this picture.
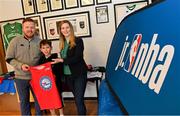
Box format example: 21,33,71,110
115,34,174,94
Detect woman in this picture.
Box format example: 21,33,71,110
53,20,87,115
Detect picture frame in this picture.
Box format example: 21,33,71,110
49,0,63,11
0,18,24,53
21,0,36,16
96,5,109,24
43,11,91,40
26,16,44,39
64,0,79,9
80,0,95,7
0,31,8,74
114,1,148,28
34,0,49,13
96,0,111,5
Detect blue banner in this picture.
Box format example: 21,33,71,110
106,0,180,115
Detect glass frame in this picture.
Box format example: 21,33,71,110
26,15,44,39
49,0,63,11
21,0,36,16
114,1,148,28
34,0,49,13
96,0,111,5
64,0,79,9
43,11,91,40
0,18,24,53
80,0,95,7
96,5,109,24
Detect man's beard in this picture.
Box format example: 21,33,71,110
24,33,34,39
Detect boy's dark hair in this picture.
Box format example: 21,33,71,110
40,40,52,48
22,18,35,24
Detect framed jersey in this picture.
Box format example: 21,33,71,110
114,0,148,28
0,18,23,53
0,16,43,54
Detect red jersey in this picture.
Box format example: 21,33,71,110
30,62,62,110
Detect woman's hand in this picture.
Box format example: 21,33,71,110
51,58,64,64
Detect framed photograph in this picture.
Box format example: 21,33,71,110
80,0,95,7
96,0,111,5
21,0,36,16
43,11,91,40
64,0,79,9
96,5,109,24
114,1,148,28
26,16,44,39
49,0,63,11
34,0,49,13
0,18,24,53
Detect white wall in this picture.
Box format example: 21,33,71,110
0,0,151,67
0,0,151,97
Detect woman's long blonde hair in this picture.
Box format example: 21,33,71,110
59,20,76,51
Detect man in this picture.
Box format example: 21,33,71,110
6,18,42,115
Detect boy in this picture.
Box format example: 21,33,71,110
39,39,64,115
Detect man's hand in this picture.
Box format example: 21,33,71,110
21,64,30,71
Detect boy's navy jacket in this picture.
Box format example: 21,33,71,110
39,53,63,79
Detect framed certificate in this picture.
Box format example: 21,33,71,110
35,0,49,13
64,0,79,9
96,0,111,5
80,0,95,7
49,0,63,11
21,0,36,16
96,5,109,24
